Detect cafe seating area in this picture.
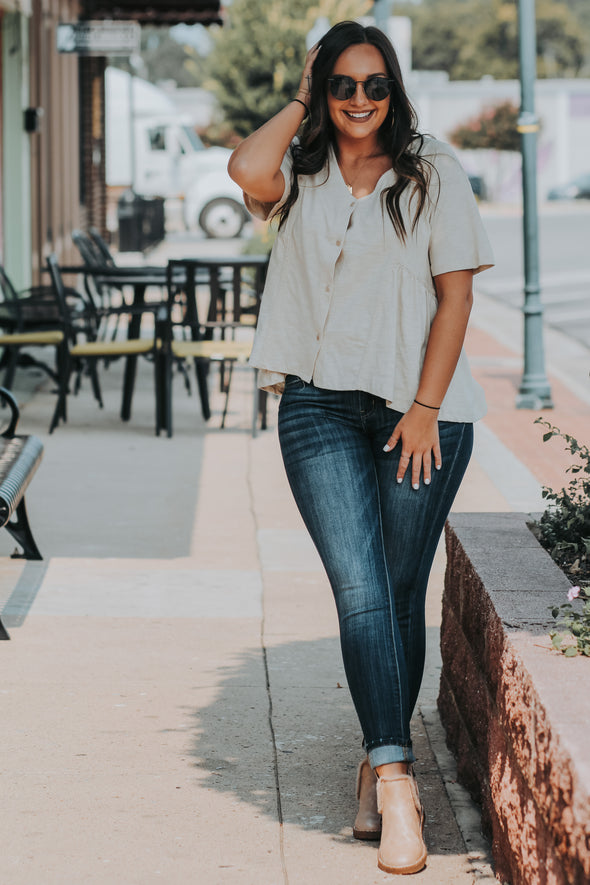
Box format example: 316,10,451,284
0,231,270,437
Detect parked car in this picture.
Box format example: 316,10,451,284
547,173,590,201
183,169,249,239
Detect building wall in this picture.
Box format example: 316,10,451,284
0,12,4,261
28,0,81,284
408,75,590,203
1,9,32,289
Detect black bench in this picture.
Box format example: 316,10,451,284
0,387,44,639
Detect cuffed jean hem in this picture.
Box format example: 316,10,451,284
368,743,416,769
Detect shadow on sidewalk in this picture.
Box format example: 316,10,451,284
188,637,364,839
187,637,470,859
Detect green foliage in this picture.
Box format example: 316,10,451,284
204,0,370,137
449,101,520,151
549,585,590,657
241,221,279,256
535,419,590,657
534,419,590,567
205,0,307,138
397,0,589,80
110,27,207,88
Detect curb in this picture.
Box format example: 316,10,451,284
420,704,498,883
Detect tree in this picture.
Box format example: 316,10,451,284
398,0,588,80
448,101,521,151
110,26,208,88
205,0,370,137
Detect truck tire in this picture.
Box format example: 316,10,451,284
199,198,246,239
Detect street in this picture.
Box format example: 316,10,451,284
477,203,590,350
159,199,590,352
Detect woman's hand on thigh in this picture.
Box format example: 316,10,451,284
383,405,442,489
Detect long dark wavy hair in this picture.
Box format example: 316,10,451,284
276,21,433,240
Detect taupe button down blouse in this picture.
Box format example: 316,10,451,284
248,136,494,422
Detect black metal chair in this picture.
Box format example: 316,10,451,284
72,230,168,346
47,255,165,434
88,227,117,267
160,258,268,436
0,266,69,431
71,229,134,340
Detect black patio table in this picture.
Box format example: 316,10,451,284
56,255,269,423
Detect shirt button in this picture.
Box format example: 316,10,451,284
336,240,341,247
316,333,320,341
325,285,330,292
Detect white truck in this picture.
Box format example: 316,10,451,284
105,67,247,238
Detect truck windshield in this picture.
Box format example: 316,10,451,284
182,126,205,152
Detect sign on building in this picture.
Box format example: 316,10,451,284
56,21,140,56
0,0,33,13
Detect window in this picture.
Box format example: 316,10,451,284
148,127,167,152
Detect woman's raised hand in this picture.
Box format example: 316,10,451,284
228,41,320,203
297,44,320,106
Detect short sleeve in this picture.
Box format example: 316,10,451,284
243,146,294,221
428,148,494,277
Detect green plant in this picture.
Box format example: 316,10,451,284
534,419,590,571
549,585,590,657
241,220,278,256
535,418,590,656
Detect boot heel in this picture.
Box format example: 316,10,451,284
352,758,381,841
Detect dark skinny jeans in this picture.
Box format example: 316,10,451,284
278,377,473,766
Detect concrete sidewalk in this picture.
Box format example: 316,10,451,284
1,278,588,884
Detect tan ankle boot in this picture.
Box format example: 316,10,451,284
352,758,381,840
376,773,427,874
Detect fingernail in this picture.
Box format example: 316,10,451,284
412,483,419,490
396,477,402,484
424,478,431,485
436,464,442,470
383,444,391,452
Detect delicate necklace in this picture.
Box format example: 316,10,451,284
341,164,364,195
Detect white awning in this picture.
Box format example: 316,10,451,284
79,1,222,25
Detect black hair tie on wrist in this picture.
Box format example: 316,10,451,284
414,398,440,411
292,98,309,117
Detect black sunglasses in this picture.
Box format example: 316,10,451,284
327,75,394,102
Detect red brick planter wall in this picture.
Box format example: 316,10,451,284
439,513,590,885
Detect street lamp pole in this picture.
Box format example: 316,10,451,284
373,0,392,30
516,0,553,408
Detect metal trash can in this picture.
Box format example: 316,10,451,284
468,175,487,202
117,190,166,252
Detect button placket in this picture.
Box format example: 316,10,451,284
314,197,353,363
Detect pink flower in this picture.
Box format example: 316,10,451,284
567,586,581,601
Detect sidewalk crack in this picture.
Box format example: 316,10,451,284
247,440,290,885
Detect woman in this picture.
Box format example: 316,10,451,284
229,20,493,876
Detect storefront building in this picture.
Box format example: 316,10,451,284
1,0,34,289
0,0,220,288
1,0,81,288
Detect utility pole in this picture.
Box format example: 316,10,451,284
373,0,392,30
515,0,553,409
